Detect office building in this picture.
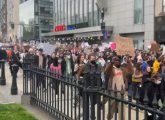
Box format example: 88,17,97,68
155,0,165,44
7,0,19,42
0,0,19,42
0,0,7,41
43,0,165,49
42,0,105,44
104,0,155,49
19,0,53,41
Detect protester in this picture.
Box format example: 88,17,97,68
49,52,61,94
20,49,28,63
49,52,62,74
153,56,161,74
35,48,46,68
104,56,127,120
10,46,22,75
6,41,165,120
35,48,47,89
74,54,85,81
61,52,74,77
132,62,143,99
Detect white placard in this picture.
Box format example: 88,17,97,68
37,43,55,55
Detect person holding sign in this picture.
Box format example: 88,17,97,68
104,56,127,120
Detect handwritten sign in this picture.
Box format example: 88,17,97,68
115,36,135,56
150,41,160,53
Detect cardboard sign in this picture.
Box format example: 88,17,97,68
115,36,135,56
150,41,160,53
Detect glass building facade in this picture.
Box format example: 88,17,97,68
19,0,53,40
19,0,34,40
54,0,101,30
134,0,144,24
163,0,165,12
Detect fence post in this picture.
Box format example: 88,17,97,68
135,87,140,120
11,64,19,95
96,69,102,120
23,58,31,94
83,67,90,120
128,87,132,120
0,60,6,85
152,92,158,120
162,97,165,120
143,89,149,120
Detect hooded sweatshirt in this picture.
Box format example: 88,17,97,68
153,59,160,73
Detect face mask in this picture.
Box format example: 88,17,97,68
91,60,96,64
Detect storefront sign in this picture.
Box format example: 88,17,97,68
54,22,88,32
67,25,76,30
54,24,66,32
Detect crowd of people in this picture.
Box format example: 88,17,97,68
0,43,165,120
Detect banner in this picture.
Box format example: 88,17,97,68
115,36,135,56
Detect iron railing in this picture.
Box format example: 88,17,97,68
23,58,165,120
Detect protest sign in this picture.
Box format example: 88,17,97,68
110,42,116,51
115,36,135,56
150,41,160,53
37,43,55,55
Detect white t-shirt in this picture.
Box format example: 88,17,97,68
20,53,25,62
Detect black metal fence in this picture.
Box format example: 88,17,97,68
23,58,165,120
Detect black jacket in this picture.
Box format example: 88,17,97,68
34,54,47,69
61,58,74,75
11,51,22,68
140,77,165,108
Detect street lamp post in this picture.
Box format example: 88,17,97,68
100,9,105,35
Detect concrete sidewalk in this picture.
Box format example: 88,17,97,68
0,64,55,120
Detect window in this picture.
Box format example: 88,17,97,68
35,16,39,24
64,0,67,25
80,0,83,23
75,0,79,24
71,0,75,24
94,0,99,26
84,0,88,22
163,0,165,12
89,0,93,26
134,0,144,24
68,0,71,25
